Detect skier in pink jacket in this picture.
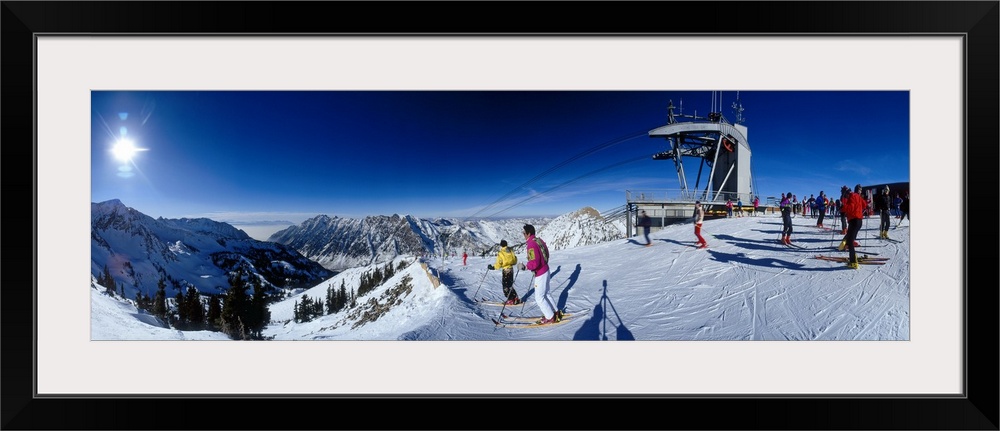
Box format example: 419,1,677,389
518,224,561,324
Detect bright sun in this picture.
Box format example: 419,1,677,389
112,139,140,162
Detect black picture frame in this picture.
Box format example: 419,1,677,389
3,2,996,430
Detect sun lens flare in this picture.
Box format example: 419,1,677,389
112,139,139,162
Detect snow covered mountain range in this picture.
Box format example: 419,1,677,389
91,200,335,299
91,199,627,298
268,206,625,271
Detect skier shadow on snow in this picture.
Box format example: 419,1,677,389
744,229,842,247
712,234,789,251
706,250,805,271
556,264,581,311
706,250,851,272
519,265,571,306
750,228,787,236
748,228,843,242
572,280,634,341
657,238,694,247
714,233,839,251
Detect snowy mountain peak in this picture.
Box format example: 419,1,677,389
265,209,618,271
572,206,603,218
538,206,625,250
91,200,333,300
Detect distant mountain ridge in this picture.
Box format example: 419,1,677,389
267,207,626,271
537,207,626,250
90,200,628,297
91,200,334,299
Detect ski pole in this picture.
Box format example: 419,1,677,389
515,270,528,314
494,267,520,322
511,267,529,315
511,266,520,301
495,295,511,326
863,210,871,242
497,267,531,324
471,268,490,301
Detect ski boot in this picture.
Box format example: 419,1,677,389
536,315,557,325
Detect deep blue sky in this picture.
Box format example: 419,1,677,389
91,91,909,223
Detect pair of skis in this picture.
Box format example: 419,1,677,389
478,300,586,328
780,238,885,252
778,239,806,249
491,311,585,328
475,298,523,307
820,247,880,255
672,243,709,253
813,255,890,265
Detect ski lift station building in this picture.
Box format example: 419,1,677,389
625,97,773,236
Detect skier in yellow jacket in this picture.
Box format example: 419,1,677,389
486,240,521,305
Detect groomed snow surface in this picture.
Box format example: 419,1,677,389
93,213,909,341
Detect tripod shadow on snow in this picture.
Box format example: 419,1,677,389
573,280,634,341
555,264,581,311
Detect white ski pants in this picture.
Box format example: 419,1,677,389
532,271,557,319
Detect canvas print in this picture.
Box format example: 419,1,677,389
90,90,910,340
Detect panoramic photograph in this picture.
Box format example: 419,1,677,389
11,6,983,429
90,90,911,341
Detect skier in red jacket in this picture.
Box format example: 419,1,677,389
840,184,866,268
694,201,708,248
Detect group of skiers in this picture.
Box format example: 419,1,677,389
485,224,562,325
637,207,709,249
725,196,760,217
480,186,910,323
779,184,909,269
779,189,909,221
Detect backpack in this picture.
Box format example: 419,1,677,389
534,237,549,263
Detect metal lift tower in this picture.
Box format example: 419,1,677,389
625,93,757,236
648,94,753,204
